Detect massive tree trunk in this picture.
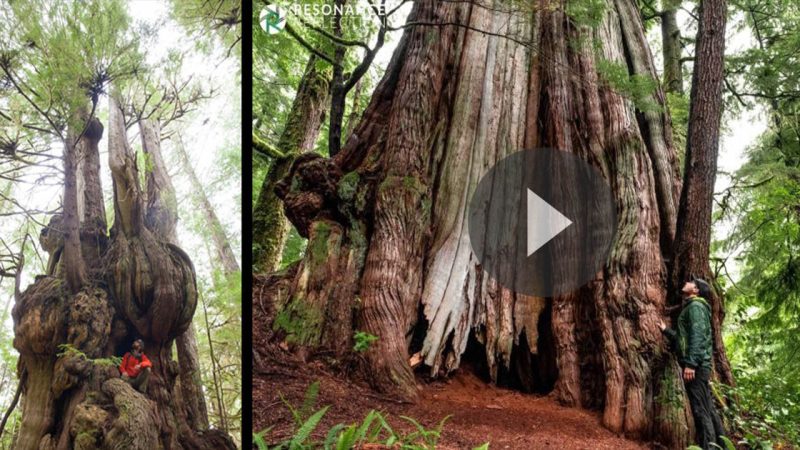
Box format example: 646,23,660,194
263,0,715,446
62,126,89,294
140,119,211,434
252,56,330,273
669,0,733,386
11,99,234,449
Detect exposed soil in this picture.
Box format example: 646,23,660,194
254,274,650,449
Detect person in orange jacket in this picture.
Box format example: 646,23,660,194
119,339,152,393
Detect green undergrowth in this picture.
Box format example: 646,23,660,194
713,369,800,449
687,435,736,450
352,330,378,353
253,381,490,450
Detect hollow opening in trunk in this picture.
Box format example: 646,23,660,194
458,331,492,382
408,302,429,358
502,300,558,394
113,329,140,358
446,301,558,395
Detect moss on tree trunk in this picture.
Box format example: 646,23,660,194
252,56,331,273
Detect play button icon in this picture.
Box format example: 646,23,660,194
468,149,616,297
527,189,573,256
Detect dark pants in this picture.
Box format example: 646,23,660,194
685,367,726,450
123,367,150,393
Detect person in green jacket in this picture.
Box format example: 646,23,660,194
659,278,726,450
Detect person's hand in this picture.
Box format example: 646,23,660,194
683,367,695,381
135,364,141,370
658,319,666,331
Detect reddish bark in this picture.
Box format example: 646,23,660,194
265,0,722,447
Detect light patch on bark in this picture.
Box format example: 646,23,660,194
108,97,144,237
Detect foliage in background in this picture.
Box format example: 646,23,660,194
173,113,242,438
252,0,388,269
716,371,800,448
170,0,242,55
712,0,800,447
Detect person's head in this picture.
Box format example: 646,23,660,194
132,339,144,352
681,279,712,299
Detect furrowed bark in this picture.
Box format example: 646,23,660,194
108,98,144,238
670,0,733,386
252,56,330,273
175,325,209,431
140,119,178,242
76,117,109,278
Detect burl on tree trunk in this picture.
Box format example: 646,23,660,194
263,0,730,447
11,100,234,449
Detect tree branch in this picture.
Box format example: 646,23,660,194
253,133,286,159
284,24,335,65
0,369,25,438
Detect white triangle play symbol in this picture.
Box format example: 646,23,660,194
527,189,573,256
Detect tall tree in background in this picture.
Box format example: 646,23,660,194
176,137,240,275
252,56,330,273
260,0,728,446
669,0,733,385
167,0,242,436
175,134,241,433
0,1,234,448
641,0,686,94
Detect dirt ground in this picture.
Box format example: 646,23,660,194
254,354,648,450
254,275,649,449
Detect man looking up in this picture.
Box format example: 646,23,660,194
660,279,726,450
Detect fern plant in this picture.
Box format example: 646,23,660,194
352,331,378,353
253,381,488,449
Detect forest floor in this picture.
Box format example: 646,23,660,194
254,276,649,449
254,362,649,449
